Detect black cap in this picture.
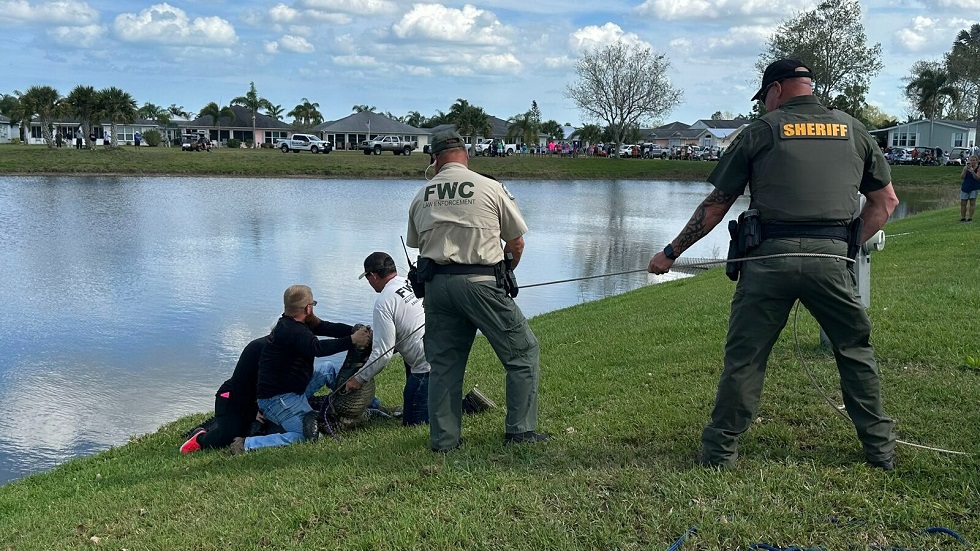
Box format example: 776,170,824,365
358,252,395,279
430,129,466,155
751,59,813,101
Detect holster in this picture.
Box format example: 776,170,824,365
409,257,435,299
498,253,519,297
846,217,864,259
725,209,762,282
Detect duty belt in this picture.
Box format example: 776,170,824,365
432,262,498,276
762,223,848,241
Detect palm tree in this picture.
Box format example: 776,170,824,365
287,98,323,128
95,87,137,148
906,65,959,148
64,85,100,148
264,104,285,121
0,92,27,143
168,104,191,119
19,85,62,147
352,104,377,113
403,110,426,128
231,81,272,148
199,102,235,146
507,111,540,146
449,98,491,145
571,124,603,147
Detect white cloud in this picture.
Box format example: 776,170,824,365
475,52,522,74
269,3,299,23
892,15,972,53
264,40,279,54
568,23,651,53
298,0,399,16
332,54,378,67
274,34,315,53
634,0,817,21
48,23,104,47
114,3,237,45
392,4,511,46
934,0,980,6
0,0,98,26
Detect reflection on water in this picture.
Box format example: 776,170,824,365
0,175,939,484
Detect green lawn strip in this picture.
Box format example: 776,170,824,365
1,209,977,549
0,144,972,187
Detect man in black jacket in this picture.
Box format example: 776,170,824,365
234,285,371,453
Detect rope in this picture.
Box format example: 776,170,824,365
791,302,970,457
666,526,697,551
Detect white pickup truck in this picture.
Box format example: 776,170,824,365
474,138,517,156
361,135,418,155
276,134,332,154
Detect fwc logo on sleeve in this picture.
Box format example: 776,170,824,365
780,122,849,140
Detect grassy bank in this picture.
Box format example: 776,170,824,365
0,143,969,185
1,208,977,550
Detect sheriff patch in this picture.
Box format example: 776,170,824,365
780,122,849,139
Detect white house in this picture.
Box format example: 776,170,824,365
872,119,977,151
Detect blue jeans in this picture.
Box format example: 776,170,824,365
402,372,429,426
245,362,334,451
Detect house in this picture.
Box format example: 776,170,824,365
870,119,977,152
690,119,748,149
0,114,17,143
642,121,711,149
183,105,292,147
314,112,426,151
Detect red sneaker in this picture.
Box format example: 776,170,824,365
180,428,206,454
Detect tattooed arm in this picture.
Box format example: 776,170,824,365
648,188,740,274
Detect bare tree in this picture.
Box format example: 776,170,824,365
565,41,681,156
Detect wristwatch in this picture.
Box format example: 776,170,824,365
663,243,679,260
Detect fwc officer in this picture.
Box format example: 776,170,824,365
407,129,548,452
648,59,900,470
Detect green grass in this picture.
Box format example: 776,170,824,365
1,208,977,550
0,143,970,186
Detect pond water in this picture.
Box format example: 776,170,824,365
0,175,944,484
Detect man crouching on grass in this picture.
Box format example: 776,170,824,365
230,284,371,454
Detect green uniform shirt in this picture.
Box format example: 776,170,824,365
407,162,528,265
708,96,891,223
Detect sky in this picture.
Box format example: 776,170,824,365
2,0,977,128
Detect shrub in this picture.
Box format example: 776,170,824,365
10,138,21,145
227,138,241,149
244,139,253,148
142,130,162,147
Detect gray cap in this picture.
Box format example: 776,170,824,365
431,129,466,155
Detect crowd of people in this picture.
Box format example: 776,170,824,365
181,58,906,472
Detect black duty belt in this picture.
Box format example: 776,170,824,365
432,263,498,276
762,223,848,241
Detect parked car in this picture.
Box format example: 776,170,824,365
276,134,332,154
642,144,669,159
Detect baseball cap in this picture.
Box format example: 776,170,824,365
430,129,466,155
751,59,813,101
358,251,395,279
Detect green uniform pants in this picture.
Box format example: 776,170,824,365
701,237,896,466
423,273,540,451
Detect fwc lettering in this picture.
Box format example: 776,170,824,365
424,182,475,201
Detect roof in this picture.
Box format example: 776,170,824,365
314,111,423,134
873,119,976,133
692,119,746,130
186,105,291,129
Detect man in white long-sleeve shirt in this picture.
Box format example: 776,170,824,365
344,252,430,425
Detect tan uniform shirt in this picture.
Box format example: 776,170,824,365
407,162,527,265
